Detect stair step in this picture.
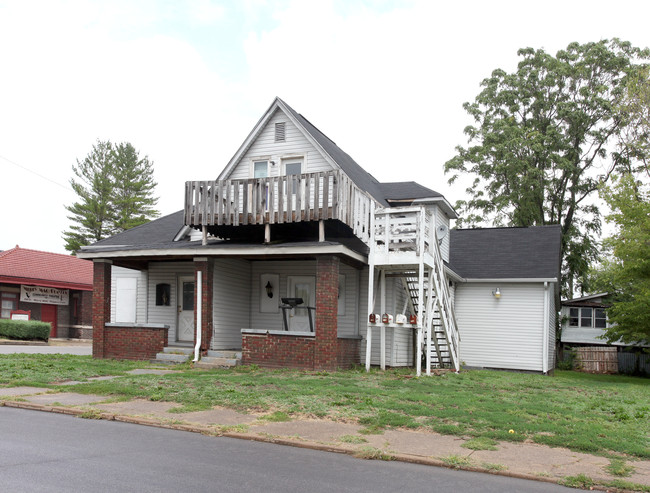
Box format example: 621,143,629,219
206,350,242,359
155,352,191,363
163,346,194,355
194,356,240,369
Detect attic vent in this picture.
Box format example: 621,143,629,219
275,122,286,142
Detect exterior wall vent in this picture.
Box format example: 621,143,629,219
275,122,286,142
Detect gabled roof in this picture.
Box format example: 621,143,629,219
0,246,93,290
449,225,562,280
562,292,609,307
218,97,390,206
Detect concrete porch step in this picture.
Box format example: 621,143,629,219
194,350,242,369
153,346,194,364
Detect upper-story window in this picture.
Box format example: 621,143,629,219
285,160,302,176
275,122,286,142
569,307,607,328
254,160,268,178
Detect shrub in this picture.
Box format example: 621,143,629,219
0,319,50,341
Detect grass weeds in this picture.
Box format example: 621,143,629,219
461,437,499,451
354,446,393,460
559,474,595,489
441,454,473,469
339,434,368,444
2,355,649,459
605,457,635,477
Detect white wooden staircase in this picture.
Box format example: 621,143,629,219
365,207,460,375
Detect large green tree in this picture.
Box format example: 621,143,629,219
444,39,649,298
63,140,159,252
593,175,650,345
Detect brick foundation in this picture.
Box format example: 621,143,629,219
242,332,315,369
102,325,169,360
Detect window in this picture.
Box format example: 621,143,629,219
275,122,286,142
285,161,302,176
254,161,268,178
594,308,607,328
568,306,607,328
1,292,18,319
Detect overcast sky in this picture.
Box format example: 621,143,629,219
1,0,649,254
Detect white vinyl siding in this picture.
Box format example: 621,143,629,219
211,259,251,350
111,266,147,324
249,260,360,337
147,262,194,344
455,282,546,371
434,205,451,263
228,108,333,180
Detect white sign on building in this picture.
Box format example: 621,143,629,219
20,286,69,305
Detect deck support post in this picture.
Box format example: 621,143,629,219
202,225,207,246
319,220,325,242
380,270,386,370
264,224,271,243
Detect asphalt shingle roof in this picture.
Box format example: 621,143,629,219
378,182,443,201
0,246,93,290
449,225,562,279
90,210,185,247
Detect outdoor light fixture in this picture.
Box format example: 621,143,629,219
492,288,501,299
265,281,273,298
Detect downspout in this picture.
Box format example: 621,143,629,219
193,270,202,362
542,281,549,374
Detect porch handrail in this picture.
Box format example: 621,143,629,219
184,170,376,245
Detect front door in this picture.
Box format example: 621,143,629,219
177,276,194,342
287,276,315,331
41,304,57,338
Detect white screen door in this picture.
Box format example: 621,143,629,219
177,276,194,342
287,276,315,331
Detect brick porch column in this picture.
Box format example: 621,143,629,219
194,257,213,354
92,259,112,359
315,255,339,370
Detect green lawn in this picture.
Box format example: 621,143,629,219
1,354,648,459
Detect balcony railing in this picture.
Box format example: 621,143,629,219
184,170,375,244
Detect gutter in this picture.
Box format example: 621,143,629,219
193,270,202,362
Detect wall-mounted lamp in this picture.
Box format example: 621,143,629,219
265,281,273,298
270,160,276,166
492,288,501,299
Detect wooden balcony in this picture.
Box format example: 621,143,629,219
184,170,375,244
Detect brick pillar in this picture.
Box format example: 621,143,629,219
315,255,339,370
194,257,214,354
92,259,112,359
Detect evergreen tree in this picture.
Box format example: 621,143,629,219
112,142,159,232
63,140,159,252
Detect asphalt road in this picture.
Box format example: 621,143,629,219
0,407,571,493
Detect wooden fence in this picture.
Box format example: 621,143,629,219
575,346,618,373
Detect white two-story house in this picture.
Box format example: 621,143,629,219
78,98,561,374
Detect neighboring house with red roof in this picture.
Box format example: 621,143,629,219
0,246,93,338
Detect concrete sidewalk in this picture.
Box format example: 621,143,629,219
1,372,648,492
0,339,91,355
